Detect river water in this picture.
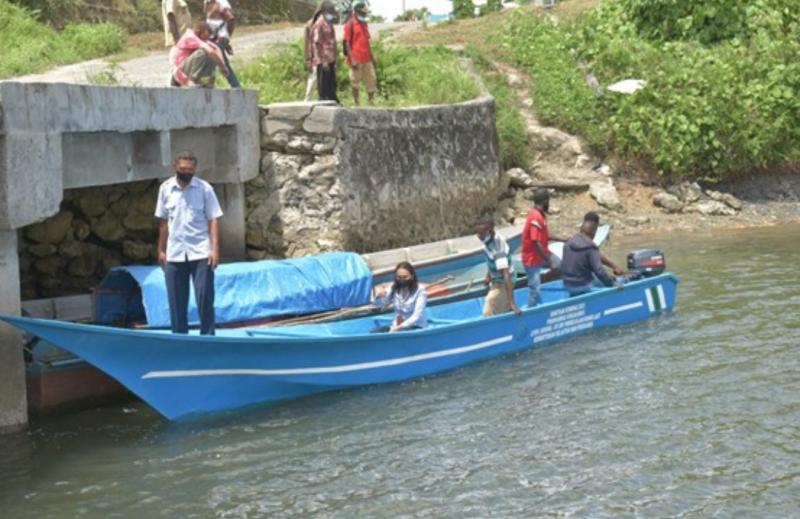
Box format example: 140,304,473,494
1,224,799,518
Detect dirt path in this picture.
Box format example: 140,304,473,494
6,22,411,87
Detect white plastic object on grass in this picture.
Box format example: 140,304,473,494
607,79,646,94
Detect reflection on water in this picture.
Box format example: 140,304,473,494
2,225,799,517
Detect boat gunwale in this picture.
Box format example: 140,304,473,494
366,227,522,278
3,274,679,346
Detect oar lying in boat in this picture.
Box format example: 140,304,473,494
261,275,457,327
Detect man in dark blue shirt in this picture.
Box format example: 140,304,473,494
561,212,624,296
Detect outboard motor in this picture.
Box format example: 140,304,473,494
627,249,666,280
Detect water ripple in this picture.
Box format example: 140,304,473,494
2,225,800,517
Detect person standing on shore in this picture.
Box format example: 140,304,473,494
155,152,224,335
204,0,241,88
477,217,522,317
162,0,191,48
303,11,321,101
343,1,377,106
162,0,191,85
311,1,340,103
521,189,565,307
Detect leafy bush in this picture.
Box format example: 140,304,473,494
614,0,800,44
452,0,475,20
0,0,125,78
238,41,479,107
11,0,316,32
11,0,161,32
502,2,800,180
504,11,607,147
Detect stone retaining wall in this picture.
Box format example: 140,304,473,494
247,98,501,258
18,180,160,300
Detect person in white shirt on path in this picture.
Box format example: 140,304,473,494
205,0,240,87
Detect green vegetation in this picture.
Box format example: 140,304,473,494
465,46,530,170
0,0,125,78
452,0,476,20
11,0,315,32
238,41,480,107
395,7,430,22
503,0,800,180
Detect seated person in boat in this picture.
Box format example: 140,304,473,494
561,212,624,297
476,216,522,317
372,261,428,332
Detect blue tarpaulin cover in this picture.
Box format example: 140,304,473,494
94,252,373,328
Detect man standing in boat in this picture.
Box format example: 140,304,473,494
521,189,565,307
155,152,224,335
477,217,522,317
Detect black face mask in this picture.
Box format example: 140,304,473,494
394,278,411,289
176,172,194,184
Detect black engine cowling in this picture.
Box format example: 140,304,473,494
627,249,666,279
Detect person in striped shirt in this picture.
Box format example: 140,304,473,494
477,217,523,317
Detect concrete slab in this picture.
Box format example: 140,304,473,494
0,82,259,229
0,230,26,431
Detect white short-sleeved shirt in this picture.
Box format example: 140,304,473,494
206,0,233,41
155,176,223,262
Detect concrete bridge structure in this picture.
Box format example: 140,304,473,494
0,83,260,430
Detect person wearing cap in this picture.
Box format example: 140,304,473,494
343,1,377,106
521,188,565,307
204,0,240,87
311,1,340,102
561,212,624,297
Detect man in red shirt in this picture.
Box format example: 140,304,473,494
343,1,377,106
521,189,565,307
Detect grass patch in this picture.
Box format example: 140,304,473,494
465,46,531,170
238,40,479,107
0,0,125,78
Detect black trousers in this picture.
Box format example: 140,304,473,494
317,64,339,102
164,259,216,335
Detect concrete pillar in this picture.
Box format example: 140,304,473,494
215,183,246,261
0,230,27,432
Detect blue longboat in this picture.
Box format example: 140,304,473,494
1,273,678,421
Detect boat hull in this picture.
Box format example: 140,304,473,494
2,275,678,421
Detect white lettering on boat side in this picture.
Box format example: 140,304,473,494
141,335,514,379
532,303,602,344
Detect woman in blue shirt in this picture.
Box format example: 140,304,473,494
372,261,428,333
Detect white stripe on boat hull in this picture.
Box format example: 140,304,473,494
142,335,514,379
603,302,643,316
